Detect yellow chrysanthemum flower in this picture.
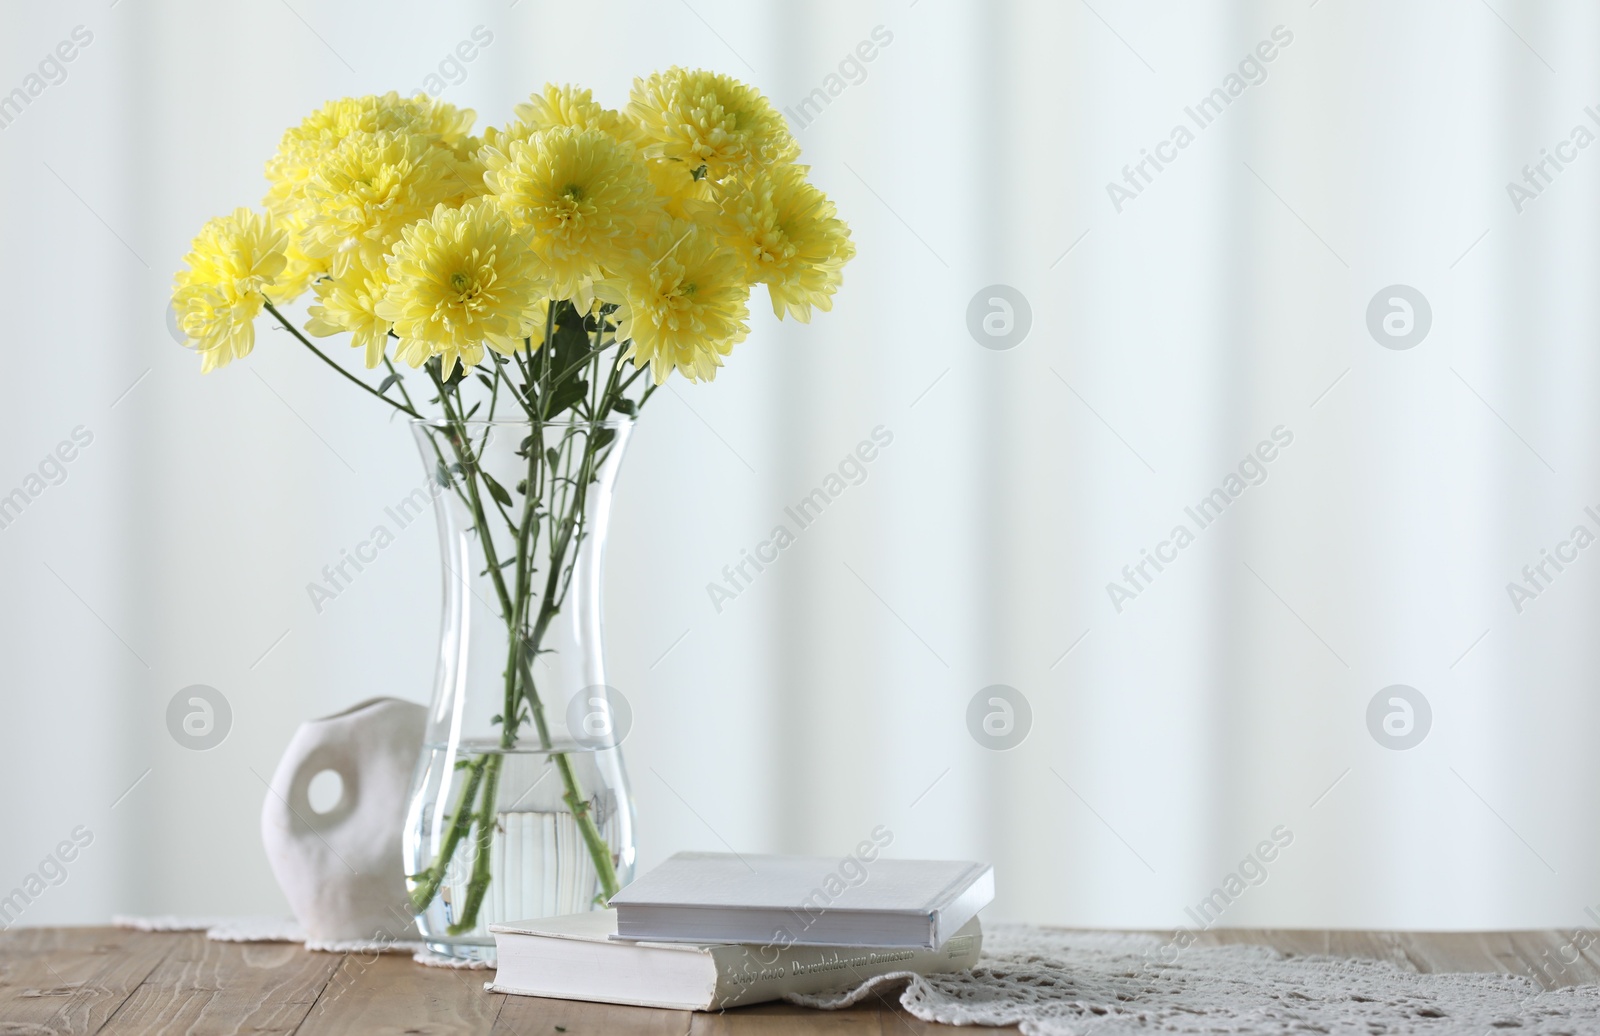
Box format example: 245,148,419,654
171,208,288,373
513,84,637,143
595,217,751,384
644,157,716,221
298,91,475,145
482,126,653,301
483,86,641,162
717,163,854,322
411,95,477,144
627,68,798,182
479,120,531,158
265,93,475,221
305,252,393,369
376,202,548,377
264,213,329,305
299,130,473,278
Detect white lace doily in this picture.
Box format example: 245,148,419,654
109,915,489,968
112,915,307,942
793,925,1600,1035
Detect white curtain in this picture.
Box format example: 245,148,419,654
2,0,1597,931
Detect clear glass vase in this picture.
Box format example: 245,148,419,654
402,416,636,962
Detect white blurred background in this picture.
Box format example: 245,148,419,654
3,0,1599,933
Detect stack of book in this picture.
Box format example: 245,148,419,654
487,851,995,1011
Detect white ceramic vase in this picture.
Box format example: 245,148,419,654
260,697,427,946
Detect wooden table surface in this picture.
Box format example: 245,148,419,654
3,926,1596,1035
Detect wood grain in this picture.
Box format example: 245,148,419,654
493,993,692,1036
692,1001,884,1036
0,927,175,1036
6,927,1600,1035
296,952,505,1036
94,934,340,1035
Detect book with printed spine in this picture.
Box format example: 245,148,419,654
487,909,982,1010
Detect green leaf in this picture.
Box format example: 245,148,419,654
425,354,468,389
611,398,638,417
545,448,560,470
550,300,593,370
434,460,451,488
542,375,588,419
378,372,403,394
482,472,514,509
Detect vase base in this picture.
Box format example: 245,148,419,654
421,936,497,965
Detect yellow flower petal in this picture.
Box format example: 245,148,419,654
379,200,548,373
305,252,393,368
171,208,288,372
716,163,854,322
482,126,653,302
626,68,798,183
597,217,751,385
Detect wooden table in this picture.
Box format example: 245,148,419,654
3,926,1596,1034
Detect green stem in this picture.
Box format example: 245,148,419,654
407,755,487,913
262,301,419,419
557,752,621,901
407,377,529,931
435,382,516,620
518,423,621,903
550,341,612,390
382,356,420,413
448,752,502,935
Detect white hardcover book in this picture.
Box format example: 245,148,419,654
607,852,994,949
488,909,983,1011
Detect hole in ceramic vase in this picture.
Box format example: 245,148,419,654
307,768,344,815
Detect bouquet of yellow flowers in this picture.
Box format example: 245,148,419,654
174,73,851,381
172,71,852,944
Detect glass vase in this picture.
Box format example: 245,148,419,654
402,416,636,963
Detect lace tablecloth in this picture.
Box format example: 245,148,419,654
797,925,1600,1035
